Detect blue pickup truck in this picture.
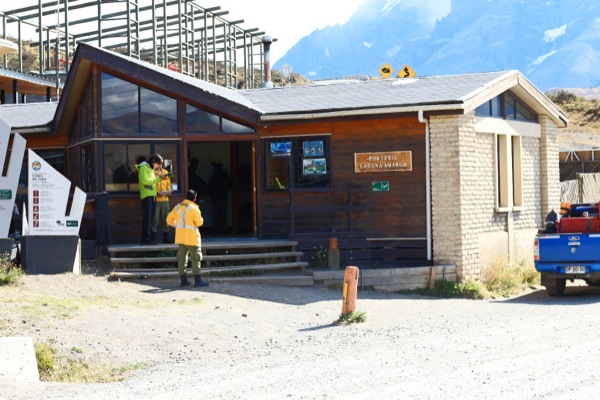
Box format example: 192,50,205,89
534,203,600,296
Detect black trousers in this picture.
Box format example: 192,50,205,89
141,196,156,242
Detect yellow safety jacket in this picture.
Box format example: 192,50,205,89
156,168,172,202
166,199,203,247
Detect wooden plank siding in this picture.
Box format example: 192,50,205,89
257,116,428,266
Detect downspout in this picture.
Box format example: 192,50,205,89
418,110,432,262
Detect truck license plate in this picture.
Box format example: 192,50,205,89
566,266,586,273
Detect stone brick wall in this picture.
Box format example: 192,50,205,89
430,111,557,281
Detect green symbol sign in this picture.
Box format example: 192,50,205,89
0,189,12,200
66,220,78,227
371,181,390,192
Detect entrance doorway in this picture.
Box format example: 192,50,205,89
187,142,254,237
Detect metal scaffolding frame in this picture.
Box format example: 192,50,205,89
0,0,271,89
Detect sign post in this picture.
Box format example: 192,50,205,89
21,149,86,274
0,120,25,258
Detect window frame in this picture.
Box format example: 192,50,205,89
495,133,523,212
102,141,181,194
264,136,331,191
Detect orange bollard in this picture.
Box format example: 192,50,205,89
342,266,359,315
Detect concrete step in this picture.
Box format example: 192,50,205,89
110,261,309,280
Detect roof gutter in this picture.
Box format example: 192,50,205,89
11,127,51,134
260,103,464,122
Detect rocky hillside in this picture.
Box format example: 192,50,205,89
548,90,600,151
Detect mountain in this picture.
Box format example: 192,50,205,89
274,0,600,91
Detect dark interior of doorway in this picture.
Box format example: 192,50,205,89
188,142,253,237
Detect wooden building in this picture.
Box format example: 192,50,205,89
12,43,568,280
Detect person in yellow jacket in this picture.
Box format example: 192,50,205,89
166,189,209,287
136,154,167,244
152,158,172,243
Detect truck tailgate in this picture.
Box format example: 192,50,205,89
536,233,600,272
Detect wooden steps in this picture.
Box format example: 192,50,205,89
107,239,308,280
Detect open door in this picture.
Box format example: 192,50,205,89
187,141,254,237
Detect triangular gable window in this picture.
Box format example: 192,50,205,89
100,72,177,135
475,91,538,123
185,104,255,134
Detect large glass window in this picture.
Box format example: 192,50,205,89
101,73,139,134
140,87,177,134
69,79,94,142
101,72,178,135
103,142,180,193
186,105,220,133
186,104,255,134
265,137,330,191
266,141,292,190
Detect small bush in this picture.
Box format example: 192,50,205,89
335,310,367,325
35,342,57,378
0,253,24,286
306,246,328,269
35,341,145,383
403,279,486,299
398,258,537,299
483,258,539,298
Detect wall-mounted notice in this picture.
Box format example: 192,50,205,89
354,151,412,173
27,149,86,236
0,120,25,239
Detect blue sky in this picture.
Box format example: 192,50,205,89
13,0,367,64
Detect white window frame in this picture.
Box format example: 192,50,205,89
495,133,523,212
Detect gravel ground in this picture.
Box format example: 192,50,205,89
2,265,600,400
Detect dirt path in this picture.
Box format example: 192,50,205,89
2,268,600,400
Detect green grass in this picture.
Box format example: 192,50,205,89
335,310,367,325
35,341,146,383
0,253,24,286
20,295,122,321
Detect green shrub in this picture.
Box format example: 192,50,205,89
398,258,538,299
35,342,57,378
483,258,539,298
335,310,367,325
35,341,145,383
0,253,24,286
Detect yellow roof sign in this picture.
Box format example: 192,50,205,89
379,63,393,79
399,64,416,78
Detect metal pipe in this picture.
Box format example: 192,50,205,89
262,35,272,88
418,109,432,263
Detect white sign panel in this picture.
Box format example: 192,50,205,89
27,149,86,236
0,120,25,239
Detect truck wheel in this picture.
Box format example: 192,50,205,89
546,278,566,297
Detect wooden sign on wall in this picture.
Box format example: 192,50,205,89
354,151,412,173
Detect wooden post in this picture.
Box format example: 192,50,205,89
328,237,339,270
428,266,436,290
342,266,359,315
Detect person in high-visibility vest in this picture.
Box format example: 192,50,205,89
166,189,208,287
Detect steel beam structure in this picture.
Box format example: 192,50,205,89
0,0,273,89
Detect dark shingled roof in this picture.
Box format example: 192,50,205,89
0,44,568,131
238,72,509,115
0,102,57,130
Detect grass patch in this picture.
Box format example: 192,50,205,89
176,297,203,305
0,253,24,286
335,310,367,325
398,259,539,299
35,341,146,383
21,295,122,321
